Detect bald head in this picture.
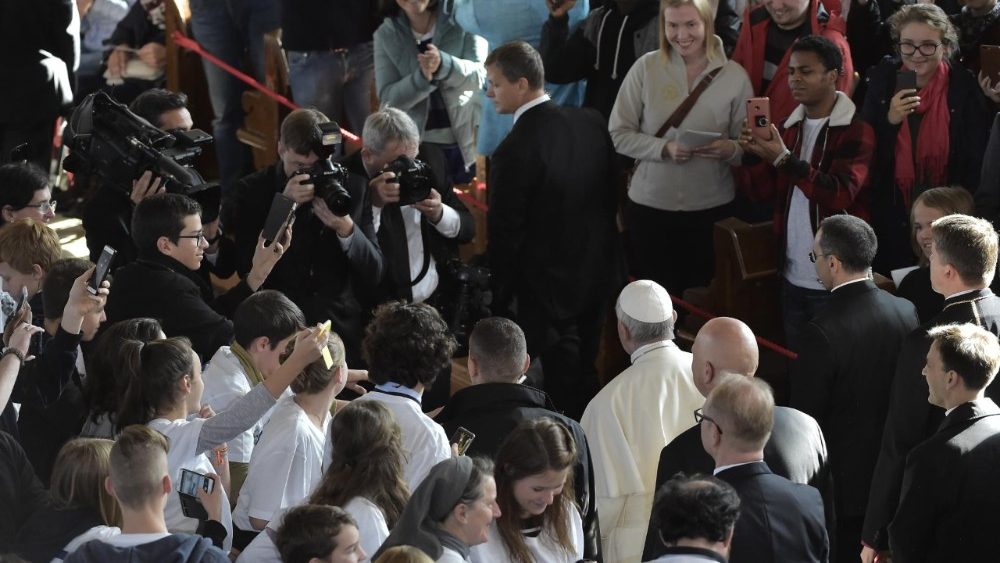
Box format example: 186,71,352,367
691,318,759,397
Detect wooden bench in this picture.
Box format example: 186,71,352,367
236,30,291,170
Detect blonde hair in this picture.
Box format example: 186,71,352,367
659,0,719,58
910,187,974,266
374,546,436,563
705,376,775,451
50,438,122,527
0,218,61,274
889,4,958,54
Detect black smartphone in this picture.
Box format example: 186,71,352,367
417,38,432,53
261,193,296,245
450,427,476,456
981,45,1000,86
178,468,214,520
896,70,918,95
88,246,116,295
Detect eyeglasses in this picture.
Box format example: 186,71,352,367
898,42,942,56
176,232,206,242
21,200,56,214
808,251,830,263
694,408,723,435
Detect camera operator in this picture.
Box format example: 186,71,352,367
342,107,474,306
81,89,235,280
231,109,383,366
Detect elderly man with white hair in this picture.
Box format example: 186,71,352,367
580,279,703,563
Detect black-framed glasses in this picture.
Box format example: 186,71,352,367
808,251,829,263
20,201,57,214
694,408,723,435
898,42,942,56
176,232,206,242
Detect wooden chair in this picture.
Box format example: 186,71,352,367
237,30,291,169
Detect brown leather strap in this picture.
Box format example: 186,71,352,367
652,67,723,139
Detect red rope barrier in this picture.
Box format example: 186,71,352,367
669,295,797,360
170,30,360,143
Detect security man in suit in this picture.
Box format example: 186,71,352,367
642,317,833,561
790,215,918,562
701,376,830,563
888,323,1000,562
485,40,621,420
862,214,1000,563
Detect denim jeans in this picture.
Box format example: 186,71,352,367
189,0,279,200
781,278,833,352
287,41,374,134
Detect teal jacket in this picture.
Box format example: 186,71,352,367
374,11,486,168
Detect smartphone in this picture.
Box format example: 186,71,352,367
88,246,116,295
895,69,918,95
178,468,214,520
14,287,28,318
450,427,476,456
261,193,296,245
417,38,432,53
981,45,1000,87
746,97,771,138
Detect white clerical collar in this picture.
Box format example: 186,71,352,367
944,288,982,301
713,460,765,476
630,340,675,364
513,94,550,124
831,277,868,292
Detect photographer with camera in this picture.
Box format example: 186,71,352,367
232,109,383,367
105,192,289,360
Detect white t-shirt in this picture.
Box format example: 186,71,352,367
148,417,234,552
785,116,831,290
236,497,390,563
355,391,451,490
233,395,330,530
470,500,584,563
103,532,172,547
201,346,291,463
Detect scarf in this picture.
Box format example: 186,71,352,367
230,341,265,387
893,61,951,208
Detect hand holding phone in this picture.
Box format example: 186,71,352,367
889,71,921,125
88,246,116,295
178,468,215,520
450,427,476,456
261,193,296,246
746,97,772,140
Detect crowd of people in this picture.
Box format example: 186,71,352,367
4,0,1000,562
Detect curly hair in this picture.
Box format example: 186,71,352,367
363,301,457,388
308,400,409,528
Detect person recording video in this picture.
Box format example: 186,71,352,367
231,109,383,367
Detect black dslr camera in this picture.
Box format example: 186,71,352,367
294,121,352,216
63,91,216,198
384,155,434,206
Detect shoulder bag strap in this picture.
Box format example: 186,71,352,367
651,66,724,139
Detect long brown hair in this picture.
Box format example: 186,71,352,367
494,419,578,563
50,438,122,526
308,400,409,528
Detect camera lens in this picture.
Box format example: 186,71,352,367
755,116,768,127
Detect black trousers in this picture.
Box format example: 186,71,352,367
626,200,734,298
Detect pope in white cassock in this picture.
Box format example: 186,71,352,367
581,280,704,563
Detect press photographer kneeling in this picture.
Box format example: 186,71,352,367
232,109,383,367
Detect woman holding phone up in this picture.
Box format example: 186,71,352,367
609,0,752,299
861,3,991,273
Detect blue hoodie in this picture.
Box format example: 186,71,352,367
65,533,229,563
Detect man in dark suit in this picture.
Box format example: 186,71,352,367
642,317,833,561
862,214,1000,563
790,215,918,562
702,376,829,563
435,317,600,561
888,323,1000,562
485,40,621,420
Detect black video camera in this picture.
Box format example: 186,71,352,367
385,155,434,206
294,121,352,216
62,91,217,199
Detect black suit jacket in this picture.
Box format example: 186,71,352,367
487,101,621,322
863,288,1000,548
790,280,918,519
717,462,829,563
340,149,474,303
888,399,1000,562
436,382,601,561
642,406,833,560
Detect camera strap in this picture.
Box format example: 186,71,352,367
410,222,433,287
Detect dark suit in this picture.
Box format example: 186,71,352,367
863,288,1000,550
436,382,601,561
790,279,918,561
642,407,833,560
888,399,1000,562
488,100,622,420
716,462,829,563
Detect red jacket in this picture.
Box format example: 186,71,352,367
733,0,853,124
743,93,874,244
